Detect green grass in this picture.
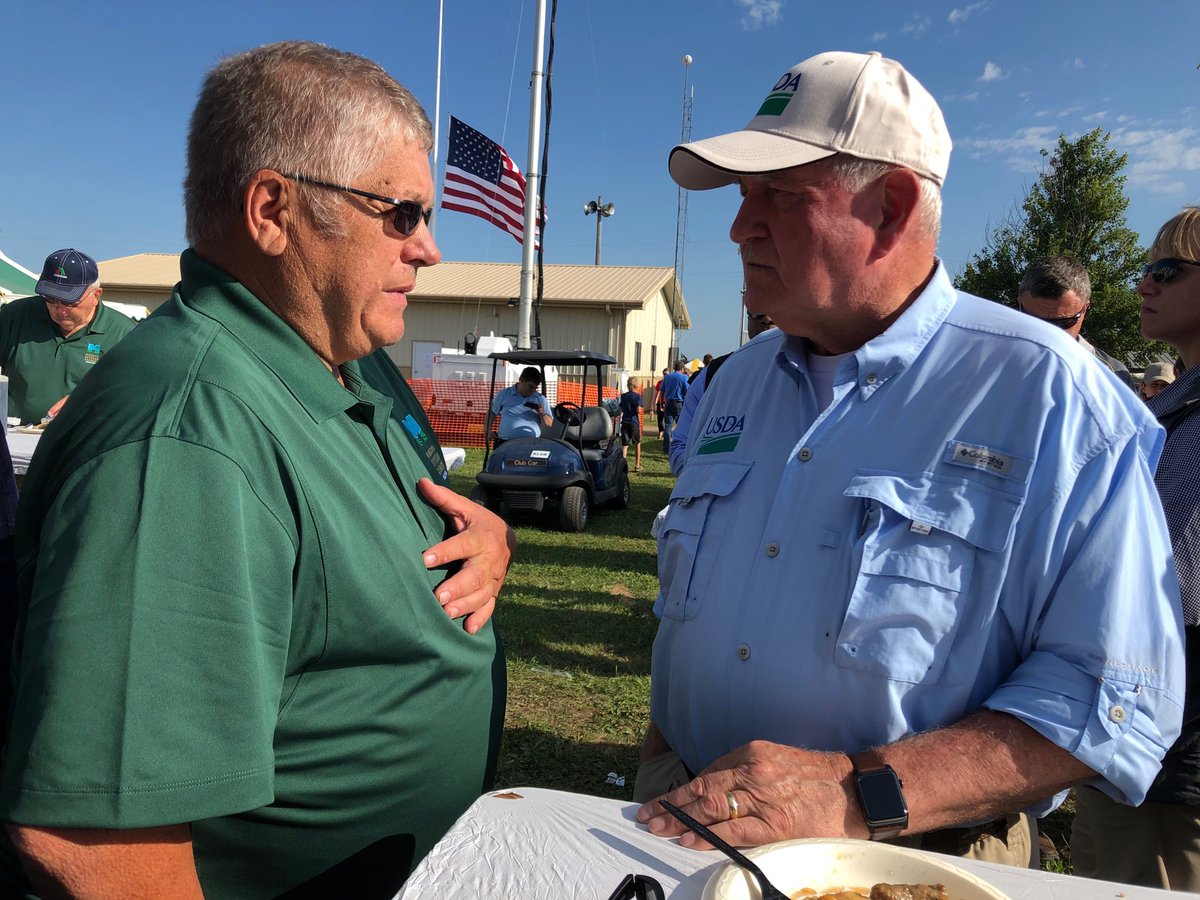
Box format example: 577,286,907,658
449,434,674,800
450,432,1076,872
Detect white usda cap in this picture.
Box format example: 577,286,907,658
669,51,951,190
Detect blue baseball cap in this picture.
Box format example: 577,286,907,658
36,248,99,304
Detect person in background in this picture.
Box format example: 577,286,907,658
668,311,776,475
0,248,137,424
1071,209,1200,891
688,354,714,386
659,359,688,454
0,41,511,899
490,366,553,442
619,377,645,471
636,50,1181,870
654,367,668,437
1017,256,1133,388
1140,361,1176,402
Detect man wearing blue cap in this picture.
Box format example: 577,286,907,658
0,248,136,424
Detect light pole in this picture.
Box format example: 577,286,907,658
583,196,615,265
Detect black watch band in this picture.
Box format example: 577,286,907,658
849,750,909,841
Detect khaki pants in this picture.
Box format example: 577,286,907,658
633,748,1036,868
1071,786,1200,891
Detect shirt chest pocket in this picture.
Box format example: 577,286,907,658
837,471,1022,684
657,460,753,621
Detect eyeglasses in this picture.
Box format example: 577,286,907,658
40,293,84,307
1018,304,1088,330
286,173,433,236
606,874,664,900
1140,257,1200,284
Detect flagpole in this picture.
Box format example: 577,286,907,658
517,0,548,350
429,0,445,238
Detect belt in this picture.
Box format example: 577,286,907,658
916,815,1014,856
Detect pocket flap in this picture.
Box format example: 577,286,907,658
844,471,1021,552
670,460,753,503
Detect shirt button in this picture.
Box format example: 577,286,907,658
798,447,813,461
737,644,751,660
866,374,878,385
1109,705,1127,723
766,543,779,557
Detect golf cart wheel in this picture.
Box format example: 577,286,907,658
559,485,589,532
613,469,630,509
469,485,491,507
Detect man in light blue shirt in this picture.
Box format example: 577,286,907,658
635,50,1184,867
490,366,552,441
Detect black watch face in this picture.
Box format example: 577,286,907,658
857,769,907,823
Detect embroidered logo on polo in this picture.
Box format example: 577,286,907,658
400,413,448,481
697,413,746,455
84,342,102,365
756,71,803,116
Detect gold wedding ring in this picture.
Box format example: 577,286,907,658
726,790,741,820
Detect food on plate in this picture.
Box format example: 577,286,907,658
793,885,949,900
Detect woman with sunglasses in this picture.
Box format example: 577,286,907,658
1071,207,1200,891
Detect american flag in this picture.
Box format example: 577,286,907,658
442,116,545,246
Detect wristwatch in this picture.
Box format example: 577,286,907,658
849,749,908,841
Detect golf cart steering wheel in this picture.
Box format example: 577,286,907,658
554,401,584,427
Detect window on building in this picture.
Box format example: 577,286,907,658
634,341,643,370
650,345,658,373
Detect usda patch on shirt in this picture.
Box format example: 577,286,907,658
697,413,745,455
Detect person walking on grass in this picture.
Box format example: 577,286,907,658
619,377,645,471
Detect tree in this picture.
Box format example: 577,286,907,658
956,128,1164,363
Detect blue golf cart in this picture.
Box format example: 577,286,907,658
470,349,630,532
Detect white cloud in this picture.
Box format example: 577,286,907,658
943,91,981,103
978,62,1003,82
735,0,783,30
901,15,931,37
1062,57,1085,72
1081,111,1108,123
870,31,888,42
957,126,1059,170
1057,104,1084,118
948,1,992,24
1018,91,1032,101
1033,109,1053,118
1116,114,1134,124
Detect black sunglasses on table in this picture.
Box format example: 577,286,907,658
286,173,433,235
1141,257,1200,284
606,873,664,900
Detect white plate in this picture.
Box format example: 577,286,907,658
701,838,1010,899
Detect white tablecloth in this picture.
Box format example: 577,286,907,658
397,787,1188,899
6,430,40,475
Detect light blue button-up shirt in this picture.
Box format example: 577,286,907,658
652,264,1184,805
491,384,550,439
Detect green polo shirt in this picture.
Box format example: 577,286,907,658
0,251,505,898
0,296,137,423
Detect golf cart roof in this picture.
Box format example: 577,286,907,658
488,349,617,367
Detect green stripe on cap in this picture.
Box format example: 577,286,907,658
756,91,794,116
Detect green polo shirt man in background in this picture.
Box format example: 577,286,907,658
0,247,137,423
0,42,513,900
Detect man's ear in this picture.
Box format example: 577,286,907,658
242,169,292,257
872,168,922,257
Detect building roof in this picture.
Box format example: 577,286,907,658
94,254,690,327
97,253,183,290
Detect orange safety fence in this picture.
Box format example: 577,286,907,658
410,379,645,448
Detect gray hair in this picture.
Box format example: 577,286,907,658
829,157,942,241
1019,256,1092,303
184,40,432,245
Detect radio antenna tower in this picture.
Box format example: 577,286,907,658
670,54,693,363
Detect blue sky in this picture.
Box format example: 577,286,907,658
3,0,1199,358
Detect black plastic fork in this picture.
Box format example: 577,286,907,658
658,799,788,900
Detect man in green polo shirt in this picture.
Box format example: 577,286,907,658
0,248,137,424
0,42,512,899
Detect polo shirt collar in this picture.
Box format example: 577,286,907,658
177,249,365,424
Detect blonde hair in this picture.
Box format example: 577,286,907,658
1150,206,1200,261
628,377,641,391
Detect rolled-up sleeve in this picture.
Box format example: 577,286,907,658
986,423,1185,804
